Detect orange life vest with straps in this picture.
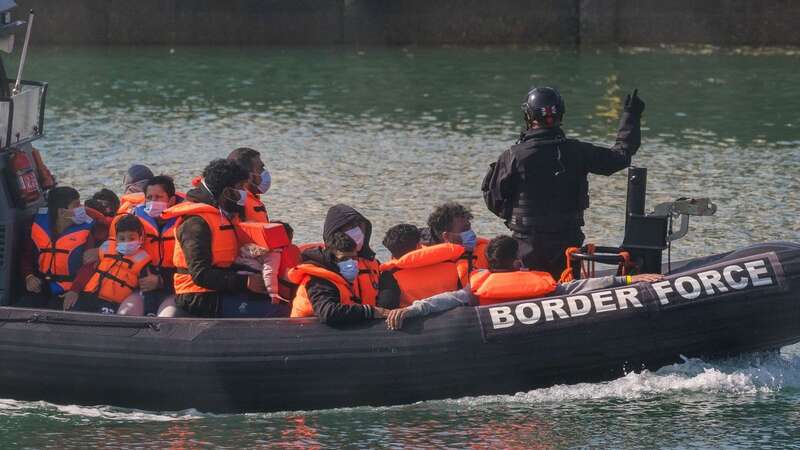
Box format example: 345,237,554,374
30,209,93,294
243,190,269,223
294,242,379,306
82,240,151,303
161,202,239,295
380,243,467,307
469,269,558,305
355,257,379,306
288,263,358,318
109,203,181,269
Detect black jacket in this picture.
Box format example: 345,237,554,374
482,111,641,234
301,247,378,325
174,187,249,317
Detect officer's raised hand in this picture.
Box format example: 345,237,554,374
624,89,645,116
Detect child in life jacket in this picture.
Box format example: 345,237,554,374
384,235,664,330
67,214,155,316
234,221,300,304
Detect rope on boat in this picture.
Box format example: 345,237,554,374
0,313,161,331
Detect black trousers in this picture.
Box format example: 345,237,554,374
513,228,585,279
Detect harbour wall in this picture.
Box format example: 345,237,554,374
15,0,800,46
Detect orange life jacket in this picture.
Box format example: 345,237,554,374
110,203,181,269
379,243,466,307
294,241,378,306
83,240,151,303
288,263,358,318
161,202,239,295
243,190,269,223
455,237,490,280
30,209,93,294
117,192,186,216
117,192,145,215
469,269,558,306
354,257,379,306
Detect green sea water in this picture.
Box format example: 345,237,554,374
0,46,798,448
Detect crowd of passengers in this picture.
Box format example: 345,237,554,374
18,146,662,329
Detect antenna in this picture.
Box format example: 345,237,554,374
12,9,33,96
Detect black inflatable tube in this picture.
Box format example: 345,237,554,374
0,241,797,413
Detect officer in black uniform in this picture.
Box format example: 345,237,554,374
482,86,645,278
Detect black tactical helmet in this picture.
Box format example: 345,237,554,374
521,87,565,129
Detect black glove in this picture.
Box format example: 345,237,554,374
623,88,645,116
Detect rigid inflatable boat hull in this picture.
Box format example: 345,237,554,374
0,242,798,413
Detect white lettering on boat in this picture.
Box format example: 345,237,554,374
482,255,782,334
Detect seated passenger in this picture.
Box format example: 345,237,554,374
288,232,389,324
379,224,466,308
423,202,490,274
69,215,153,316
227,147,272,223
118,164,154,214
385,235,663,330
321,204,381,306
160,159,272,318
20,186,97,310
84,188,120,243
118,175,182,316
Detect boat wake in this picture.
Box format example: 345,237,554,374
2,345,799,422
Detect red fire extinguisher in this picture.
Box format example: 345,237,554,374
9,149,42,205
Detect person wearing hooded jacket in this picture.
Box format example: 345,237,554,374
482,87,646,278
160,159,269,317
289,231,390,324
320,204,384,307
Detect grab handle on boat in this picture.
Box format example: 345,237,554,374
12,9,34,96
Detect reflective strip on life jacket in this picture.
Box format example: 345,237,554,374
288,263,358,318
470,270,557,306
380,243,465,307
161,202,239,295
30,211,93,294
83,241,151,303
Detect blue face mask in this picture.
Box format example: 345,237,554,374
460,230,477,251
337,259,358,283
257,169,272,194
117,241,141,256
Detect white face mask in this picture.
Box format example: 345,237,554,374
144,201,168,218
345,226,365,252
70,206,92,225
257,169,272,194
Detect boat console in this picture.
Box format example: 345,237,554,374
567,166,717,279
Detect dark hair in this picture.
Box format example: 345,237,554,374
486,235,519,271
326,231,356,253
227,147,260,173
271,220,294,242
382,224,420,259
46,186,80,229
115,214,143,236
146,175,176,198
427,202,473,241
202,159,250,199
85,188,120,217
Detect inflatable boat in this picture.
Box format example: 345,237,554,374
0,5,798,413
